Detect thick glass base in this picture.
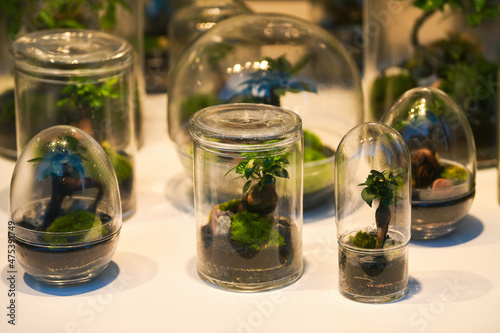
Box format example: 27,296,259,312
340,286,408,303
338,240,409,303
411,191,474,240
198,268,302,292
26,264,110,286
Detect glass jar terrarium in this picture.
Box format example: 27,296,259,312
169,13,363,209
0,0,144,157
11,29,136,218
189,103,303,292
364,0,499,167
9,125,122,285
168,0,252,72
383,87,476,239
335,122,411,303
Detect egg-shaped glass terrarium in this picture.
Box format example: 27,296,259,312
189,103,303,292
11,29,136,218
335,122,411,303
9,125,122,285
168,13,363,209
383,87,476,239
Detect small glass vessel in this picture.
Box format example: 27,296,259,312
169,13,363,209
11,29,136,218
9,125,122,285
335,122,411,303
383,87,476,239
189,103,303,292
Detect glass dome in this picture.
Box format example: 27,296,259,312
335,122,411,303
10,125,122,285
168,13,364,209
382,87,476,239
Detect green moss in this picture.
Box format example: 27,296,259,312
304,147,326,163
229,211,284,251
303,130,323,153
102,141,133,184
218,199,240,214
439,164,469,183
370,69,415,121
45,210,102,244
180,93,222,123
350,231,377,249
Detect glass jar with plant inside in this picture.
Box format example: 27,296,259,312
11,29,136,218
189,103,303,292
168,13,363,210
9,125,122,285
0,0,144,158
364,0,500,167
335,122,411,303
383,87,476,239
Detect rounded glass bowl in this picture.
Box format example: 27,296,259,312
9,125,122,285
168,13,363,209
382,87,476,239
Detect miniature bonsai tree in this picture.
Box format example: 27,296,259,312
28,136,103,234
215,152,290,257
358,170,400,249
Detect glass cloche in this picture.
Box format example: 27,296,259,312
9,125,122,285
382,87,476,239
335,122,411,303
168,13,364,209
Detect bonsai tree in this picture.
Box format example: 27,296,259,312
28,135,103,234
358,170,400,249
206,152,290,258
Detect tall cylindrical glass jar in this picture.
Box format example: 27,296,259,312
335,122,411,303
11,29,137,218
363,0,500,167
189,103,303,292
0,0,144,157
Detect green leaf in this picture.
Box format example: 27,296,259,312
243,180,253,194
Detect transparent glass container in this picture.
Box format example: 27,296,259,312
363,0,500,167
383,87,476,239
168,0,252,71
335,122,411,303
9,125,122,285
11,29,136,218
189,103,303,292
169,13,364,209
0,0,144,157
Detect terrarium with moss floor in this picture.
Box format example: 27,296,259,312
383,87,476,239
189,104,303,292
335,123,411,303
9,126,122,285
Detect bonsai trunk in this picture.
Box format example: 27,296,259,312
375,202,390,249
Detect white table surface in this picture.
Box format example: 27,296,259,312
1,93,499,333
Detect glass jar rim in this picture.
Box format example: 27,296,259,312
188,103,303,152
10,29,134,77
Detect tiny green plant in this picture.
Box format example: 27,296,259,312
227,152,290,194
359,170,400,249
